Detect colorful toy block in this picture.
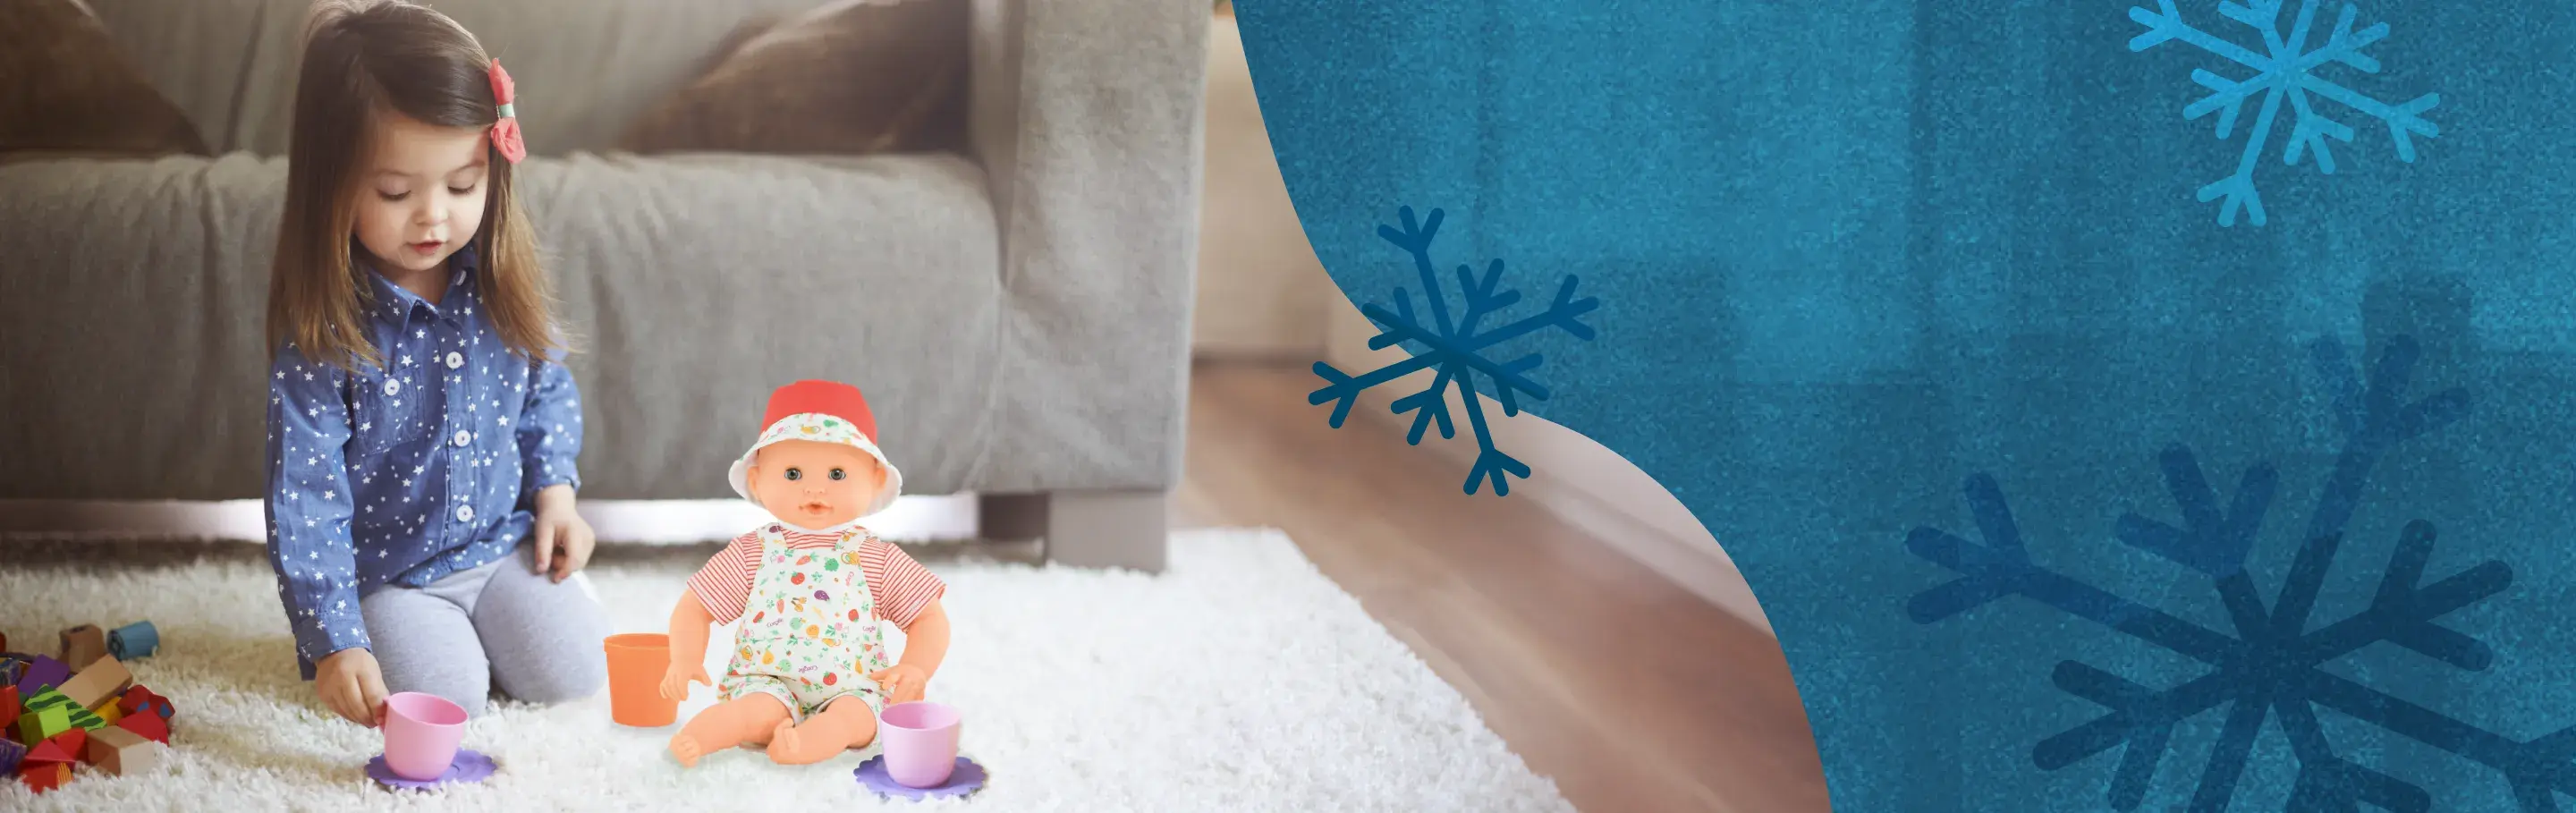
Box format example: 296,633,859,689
44,728,84,762
21,736,72,766
58,655,131,711
0,656,21,689
83,724,156,775
13,655,68,696
17,703,69,745
16,740,72,792
1,685,18,732
21,688,104,733
19,760,68,792
114,708,167,744
0,737,20,775
91,699,123,727
118,684,173,722
57,625,106,670
107,621,159,660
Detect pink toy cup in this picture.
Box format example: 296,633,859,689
878,701,962,788
381,692,469,781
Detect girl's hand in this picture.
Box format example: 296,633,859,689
868,664,930,706
531,485,594,582
315,647,389,727
661,659,711,700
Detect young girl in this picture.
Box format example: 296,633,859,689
262,0,607,726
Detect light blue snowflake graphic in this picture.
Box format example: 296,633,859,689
1903,335,2576,811
1309,206,1598,496
2128,0,2441,227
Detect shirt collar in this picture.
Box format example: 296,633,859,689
777,518,865,537
363,241,480,327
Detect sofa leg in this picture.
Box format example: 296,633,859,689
978,490,1168,572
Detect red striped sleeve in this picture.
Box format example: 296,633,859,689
860,538,945,628
685,532,762,624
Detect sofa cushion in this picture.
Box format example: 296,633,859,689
0,0,210,157
513,152,1003,498
617,0,970,157
0,152,1001,499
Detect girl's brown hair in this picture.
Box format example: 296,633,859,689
266,0,560,370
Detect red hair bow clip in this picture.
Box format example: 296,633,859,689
487,59,526,164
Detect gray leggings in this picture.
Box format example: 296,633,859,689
358,542,612,716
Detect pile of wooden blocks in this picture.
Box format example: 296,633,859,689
2,622,172,793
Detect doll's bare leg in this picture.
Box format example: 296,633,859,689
669,693,792,767
765,697,879,765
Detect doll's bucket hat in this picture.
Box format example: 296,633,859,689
728,379,902,517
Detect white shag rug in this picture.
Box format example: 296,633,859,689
0,529,1572,812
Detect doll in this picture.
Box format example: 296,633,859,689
660,380,951,766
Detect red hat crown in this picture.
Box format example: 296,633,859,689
762,380,876,441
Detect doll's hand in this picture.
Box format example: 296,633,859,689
531,485,594,582
661,660,710,700
868,664,929,706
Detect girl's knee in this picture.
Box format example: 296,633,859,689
498,656,605,706
448,690,492,717
376,658,492,715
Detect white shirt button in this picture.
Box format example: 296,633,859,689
453,430,472,447
384,379,402,396
445,351,464,369
455,505,474,522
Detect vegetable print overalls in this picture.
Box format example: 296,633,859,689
718,525,893,722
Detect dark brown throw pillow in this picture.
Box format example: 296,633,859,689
0,0,211,157
619,0,968,157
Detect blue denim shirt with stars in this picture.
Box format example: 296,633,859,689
263,243,584,680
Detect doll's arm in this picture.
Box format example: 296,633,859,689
660,590,718,699
869,599,949,705
896,599,950,678
669,532,758,697
670,590,716,665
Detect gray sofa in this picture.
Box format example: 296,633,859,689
0,0,1208,571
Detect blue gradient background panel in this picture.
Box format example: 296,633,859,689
1237,1,2576,810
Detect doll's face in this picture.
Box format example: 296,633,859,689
747,440,886,527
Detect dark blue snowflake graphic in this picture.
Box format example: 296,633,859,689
1309,206,1597,496
2128,0,2442,227
1903,335,2576,811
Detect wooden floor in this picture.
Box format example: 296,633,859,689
1174,362,1829,813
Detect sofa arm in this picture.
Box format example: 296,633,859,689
966,0,1209,493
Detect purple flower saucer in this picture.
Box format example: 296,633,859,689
854,755,986,800
365,749,496,789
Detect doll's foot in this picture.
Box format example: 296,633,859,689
763,719,819,764
765,700,877,765
670,732,708,768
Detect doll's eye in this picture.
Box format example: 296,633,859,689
784,468,801,481
830,468,846,480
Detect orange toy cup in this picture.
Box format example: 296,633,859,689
604,633,679,727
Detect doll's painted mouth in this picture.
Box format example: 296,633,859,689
798,500,831,515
